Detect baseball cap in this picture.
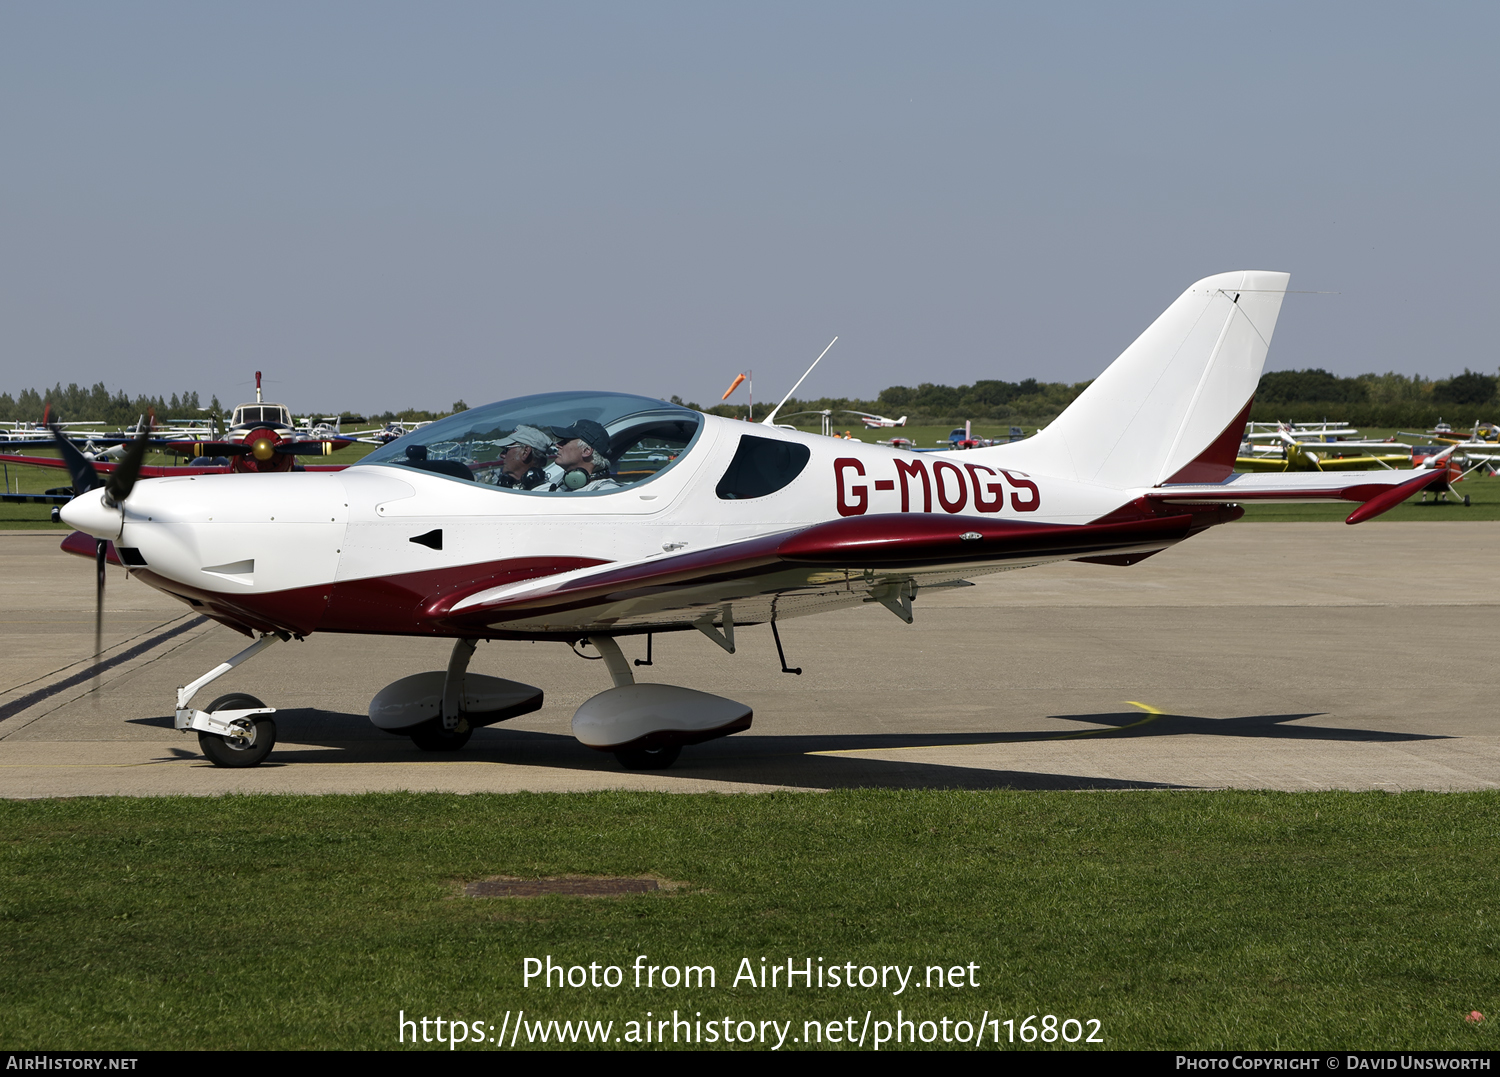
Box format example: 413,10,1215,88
549,419,611,458
495,424,553,453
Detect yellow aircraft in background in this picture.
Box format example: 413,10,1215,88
1236,423,1411,473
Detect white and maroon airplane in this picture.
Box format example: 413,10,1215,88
57,271,1441,771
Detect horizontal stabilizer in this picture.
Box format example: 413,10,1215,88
1148,468,1444,523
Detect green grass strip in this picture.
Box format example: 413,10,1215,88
1,790,1496,1050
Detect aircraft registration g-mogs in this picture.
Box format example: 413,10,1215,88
57,271,1442,771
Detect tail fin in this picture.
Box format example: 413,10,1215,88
996,271,1289,488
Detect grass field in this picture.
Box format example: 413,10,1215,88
1237,472,1500,522
0,790,1496,1051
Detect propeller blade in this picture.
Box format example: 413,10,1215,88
274,439,353,455
104,418,154,507
49,426,104,496
164,441,251,456
94,539,105,688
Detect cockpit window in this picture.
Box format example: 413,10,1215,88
234,405,292,428
355,391,704,494
716,434,810,499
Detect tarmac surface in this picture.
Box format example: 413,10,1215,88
1,522,1496,797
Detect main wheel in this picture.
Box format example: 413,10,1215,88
409,718,472,752
614,743,682,770
198,693,277,768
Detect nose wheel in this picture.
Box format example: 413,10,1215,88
197,693,278,768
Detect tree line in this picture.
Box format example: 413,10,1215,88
676,378,1094,427
697,369,1500,428
0,383,215,427
6,368,1497,432
1249,369,1499,427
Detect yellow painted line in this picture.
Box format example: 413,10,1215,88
1047,701,1164,740
806,701,1166,756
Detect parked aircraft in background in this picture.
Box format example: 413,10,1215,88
55,272,1443,774
0,414,212,454
1244,420,1363,444
945,421,1003,449
161,373,355,471
1401,423,1500,447
1237,424,1411,472
846,411,907,429
0,373,355,494
349,420,434,445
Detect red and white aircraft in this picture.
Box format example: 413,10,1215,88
1,373,353,488
57,271,1442,771
847,411,907,429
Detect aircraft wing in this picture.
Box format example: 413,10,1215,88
1148,467,1443,523
1309,454,1410,470
435,513,1196,636
1,453,233,477
0,491,72,505
0,453,349,477
0,453,77,472
162,438,353,456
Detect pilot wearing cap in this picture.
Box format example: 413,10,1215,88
482,424,553,490
546,419,620,492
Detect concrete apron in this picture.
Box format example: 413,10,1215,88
1,523,1496,797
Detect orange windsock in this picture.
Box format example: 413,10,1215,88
721,373,747,401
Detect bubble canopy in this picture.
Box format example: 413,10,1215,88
355,391,705,493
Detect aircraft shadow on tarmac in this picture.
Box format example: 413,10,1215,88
126,703,1448,790
1045,710,1449,743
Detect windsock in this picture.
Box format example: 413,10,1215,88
721,373,747,401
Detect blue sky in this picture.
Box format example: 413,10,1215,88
2,3,1495,414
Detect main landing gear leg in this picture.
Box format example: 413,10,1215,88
571,636,752,771
588,636,681,771
174,632,285,768
409,639,475,751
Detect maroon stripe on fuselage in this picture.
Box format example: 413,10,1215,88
127,556,611,638
323,556,609,633
775,512,1191,564
450,513,1197,631
114,514,1211,641
61,530,121,564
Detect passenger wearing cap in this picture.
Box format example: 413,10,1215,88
482,424,552,489
546,419,620,492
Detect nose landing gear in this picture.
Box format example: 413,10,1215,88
197,692,277,768
174,633,284,768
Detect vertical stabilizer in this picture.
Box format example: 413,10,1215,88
992,271,1288,489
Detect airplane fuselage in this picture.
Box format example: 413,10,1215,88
61,411,1189,641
